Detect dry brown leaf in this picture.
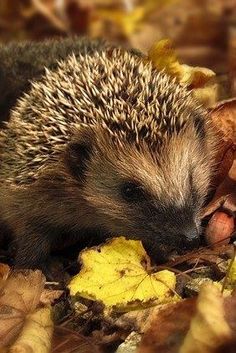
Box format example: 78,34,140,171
205,211,235,247
180,284,232,353
212,292,236,352
137,299,196,353
207,98,236,191
116,332,141,353
210,98,236,144
101,303,172,338
138,283,236,353
211,140,235,191
9,306,53,353
224,291,236,331
203,157,236,218
1,270,45,314
0,264,10,286
40,289,63,306
206,100,236,210
114,306,157,333
0,270,45,347
203,99,236,241
164,244,233,270
52,326,101,353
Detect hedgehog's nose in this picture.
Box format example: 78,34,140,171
182,227,200,251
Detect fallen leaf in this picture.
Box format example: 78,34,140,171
205,211,234,247
147,39,215,86
210,140,235,192
206,99,236,190
192,84,219,109
0,270,45,347
52,326,101,353
40,289,63,306
137,298,196,353
178,64,216,88
203,158,236,217
138,283,236,353
94,301,172,343
0,264,10,286
92,0,176,38
147,39,218,107
68,237,177,310
9,306,53,353
116,332,141,353
224,292,236,333
180,284,232,353
96,7,145,37
148,39,181,78
202,99,236,231
222,254,236,291
210,98,236,144
229,258,236,286
113,306,158,333
185,277,232,298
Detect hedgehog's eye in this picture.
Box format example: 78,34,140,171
121,182,144,202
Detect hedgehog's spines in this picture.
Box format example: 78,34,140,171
0,45,209,186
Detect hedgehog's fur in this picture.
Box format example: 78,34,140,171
0,39,216,272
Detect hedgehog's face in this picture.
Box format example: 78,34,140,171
66,121,214,262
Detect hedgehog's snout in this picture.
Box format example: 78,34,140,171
140,222,201,264
168,220,201,255
180,227,200,251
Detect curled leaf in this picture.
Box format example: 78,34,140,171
147,39,217,106
148,39,181,77
148,39,215,88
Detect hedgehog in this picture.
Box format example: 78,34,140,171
0,38,216,273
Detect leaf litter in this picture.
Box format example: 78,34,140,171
0,9,236,352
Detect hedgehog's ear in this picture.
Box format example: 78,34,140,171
65,126,96,179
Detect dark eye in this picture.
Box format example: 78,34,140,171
121,182,143,202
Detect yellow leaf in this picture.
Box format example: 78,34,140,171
192,85,219,108
97,7,145,36
228,257,236,284
148,39,182,78
221,255,236,291
68,237,177,310
96,1,178,37
148,39,215,89
179,64,215,88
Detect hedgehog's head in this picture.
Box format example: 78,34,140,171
65,102,216,262
62,55,217,262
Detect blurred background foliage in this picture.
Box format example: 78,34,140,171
0,0,235,96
